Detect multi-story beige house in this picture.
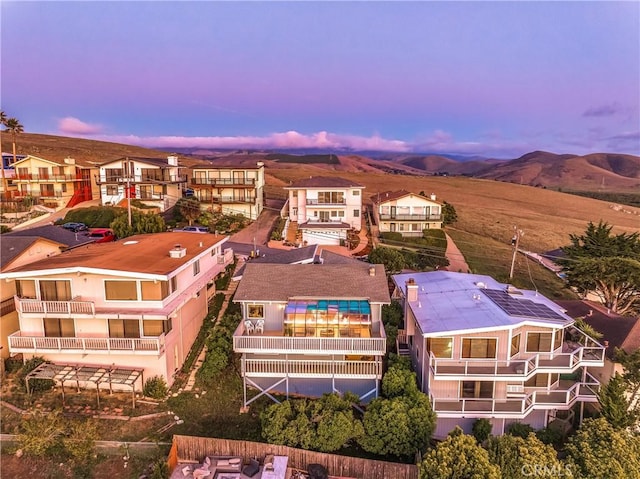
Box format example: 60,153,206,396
372,190,442,237
1,236,66,374
11,155,96,208
0,232,233,389
392,271,605,438
189,161,265,220
96,156,187,212
232,261,390,407
284,176,364,245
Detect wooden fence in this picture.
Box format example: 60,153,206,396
169,435,419,479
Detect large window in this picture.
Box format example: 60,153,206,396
106,185,118,195
44,318,75,337
317,191,344,204
461,381,493,398
141,281,169,301
511,334,521,358
108,319,140,338
193,260,200,276
105,281,137,301
554,330,563,350
427,337,453,358
525,373,559,388
39,280,72,301
526,332,553,352
248,304,264,319
462,338,497,359
170,276,178,293
16,280,37,299
143,319,172,336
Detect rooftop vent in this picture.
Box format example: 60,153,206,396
369,266,376,276
169,244,187,258
257,161,264,167
505,285,522,295
430,193,437,201
63,157,76,165
476,281,487,289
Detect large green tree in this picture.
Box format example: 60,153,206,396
359,363,436,458
175,197,202,225
260,393,363,453
598,373,639,429
419,428,501,479
564,417,640,479
615,347,640,413
110,210,166,238
441,201,458,227
560,221,640,315
485,433,565,479
0,110,8,193
368,246,405,274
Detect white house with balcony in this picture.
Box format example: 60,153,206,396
0,232,234,390
372,190,442,237
284,177,365,246
189,161,265,220
392,271,605,439
232,261,390,407
96,156,187,212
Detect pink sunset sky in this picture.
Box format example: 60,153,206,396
2,1,638,158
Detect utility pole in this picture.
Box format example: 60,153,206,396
125,158,132,228
509,226,524,280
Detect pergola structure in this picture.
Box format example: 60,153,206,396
25,362,144,408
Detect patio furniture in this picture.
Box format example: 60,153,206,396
254,319,265,334
244,320,255,335
242,458,260,478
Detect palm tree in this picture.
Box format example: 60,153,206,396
4,117,24,170
0,111,7,194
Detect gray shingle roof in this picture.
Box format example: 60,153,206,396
2,237,45,270
234,263,390,303
285,176,365,189
6,225,95,249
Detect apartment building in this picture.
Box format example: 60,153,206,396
284,176,365,245
10,155,95,208
96,156,187,212
392,271,605,438
0,232,234,389
189,161,265,220
372,190,442,236
232,261,390,407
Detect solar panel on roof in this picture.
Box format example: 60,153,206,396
481,289,565,321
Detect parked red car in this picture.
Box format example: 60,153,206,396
87,228,116,243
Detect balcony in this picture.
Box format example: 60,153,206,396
242,358,382,379
196,195,257,204
8,332,164,356
14,174,82,183
94,174,187,185
429,340,605,381
432,375,600,419
379,213,442,221
233,323,386,355
16,297,95,317
191,177,256,186
306,199,346,206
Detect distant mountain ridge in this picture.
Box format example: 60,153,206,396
11,133,640,192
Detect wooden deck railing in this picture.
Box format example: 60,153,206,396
8,332,164,355
16,297,95,316
243,358,382,378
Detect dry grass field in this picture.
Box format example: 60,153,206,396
267,166,639,254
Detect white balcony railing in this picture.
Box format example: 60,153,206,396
429,344,605,380
233,322,386,355
432,374,600,418
16,297,95,317
8,332,164,355
243,358,382,378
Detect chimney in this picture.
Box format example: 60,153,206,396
369,266,376,277
63,157,75,165
257,161,264,168
430,193,437,201
167,155,179,166
406,278,418,302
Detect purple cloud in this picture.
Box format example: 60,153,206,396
58,117,103,135
582,103,622,117
605,131,640,151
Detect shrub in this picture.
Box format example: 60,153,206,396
18,410,66,457
18,356,54,392
270,216,287,241
0,225,12,234
143,376,168,399
62,206,124,228
507,422,535,438
472,418,493,443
